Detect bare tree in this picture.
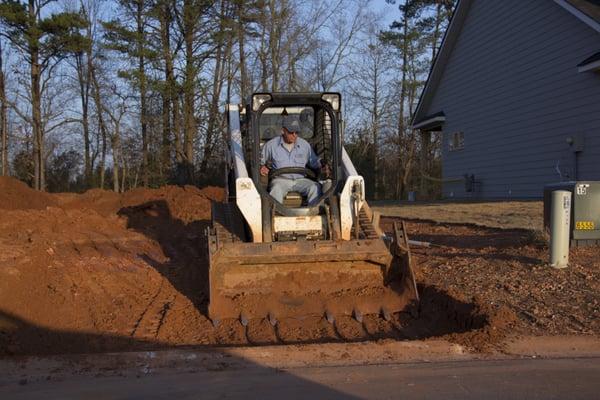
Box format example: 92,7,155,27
74,49,93,185
199,0,232,176
0,40,7,176
348,23,395,199
0,0,456,195
155,0,176,177
103,0,155,187
0,0,88,190
313,1,366,91
102,85,129,192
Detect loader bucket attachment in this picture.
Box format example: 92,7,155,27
207,203,419,323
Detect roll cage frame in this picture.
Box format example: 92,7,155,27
246,92,343,217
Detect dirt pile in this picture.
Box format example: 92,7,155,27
56,184,224,220
0,177,223,355
393,219,600,338
0,173,507,356
0,177,58,210
0,176,597,357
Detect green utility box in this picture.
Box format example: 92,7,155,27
544,181,600,247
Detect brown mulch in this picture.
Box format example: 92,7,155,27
392,219,600,338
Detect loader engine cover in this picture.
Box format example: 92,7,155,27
273,215,327,241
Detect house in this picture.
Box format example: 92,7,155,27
411,0,600,199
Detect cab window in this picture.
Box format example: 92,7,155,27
258,106,315,141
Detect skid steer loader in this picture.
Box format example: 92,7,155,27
207,92,418,326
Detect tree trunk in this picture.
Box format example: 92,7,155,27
121,143,127,192
237,1,248,101
111,123,121,193
75,52,92,187
99,118,107,188
400,140,415,199
287,46,296,91
137,0,149,187
372,64,380,200
258,18,269,91
268,0,281,92
199,0,227,176
0,42,7,176
432,3,442,61
171,0,181,164
30,45,43,189
160,0,174,178
182,0,196,182
89,63,110,190
395,14,409,199
173,92,182,163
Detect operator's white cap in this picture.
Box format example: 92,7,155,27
282,115,300,133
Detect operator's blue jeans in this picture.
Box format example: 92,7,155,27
269,178,320,205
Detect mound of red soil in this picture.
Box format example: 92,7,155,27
0,176,596,357
120,185,224,223
56,184,224,220
0,177,226,356
394,219,600,341
0,177,58,210
57,188,122,216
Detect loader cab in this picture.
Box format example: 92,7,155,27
257,106,317,208
244,93,343,216
257,106,315,142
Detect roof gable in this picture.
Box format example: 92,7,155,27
411,0,472,126
556,0,600,32
412,0,600,127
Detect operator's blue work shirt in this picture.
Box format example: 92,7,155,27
261,135,321,179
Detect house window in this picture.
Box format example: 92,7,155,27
448,131,464,151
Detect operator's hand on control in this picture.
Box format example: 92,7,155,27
260,165,270,176
321,163,331,178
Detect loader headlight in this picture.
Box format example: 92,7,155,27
252,93,272,111
321,93,341,111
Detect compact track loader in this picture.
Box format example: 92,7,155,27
207,92,418,326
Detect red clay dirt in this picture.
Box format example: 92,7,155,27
394,219,600,338
0,177,58,210
0,176,597,357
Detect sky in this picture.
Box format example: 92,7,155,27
372,0,401,28
0,0,409,161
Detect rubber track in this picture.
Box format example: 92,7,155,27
356,207,379,240
212,202,246,247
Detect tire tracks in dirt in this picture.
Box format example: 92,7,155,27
129,268,179,341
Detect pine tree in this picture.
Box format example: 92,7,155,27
102,0,157,187
0,0,89,190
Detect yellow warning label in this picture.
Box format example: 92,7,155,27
576,221,595,230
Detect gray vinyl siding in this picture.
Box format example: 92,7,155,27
425,0,600,199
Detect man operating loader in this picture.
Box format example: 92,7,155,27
260,115,329,206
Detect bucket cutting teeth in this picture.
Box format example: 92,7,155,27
268,313,278,326
325,311,335,324
381,307,392,321
353,309,363,323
